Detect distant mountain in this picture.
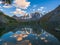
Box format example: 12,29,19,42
40,5,60,40
30,12,41,20
0,11,41,36
0,11,18,36
12,12,41,22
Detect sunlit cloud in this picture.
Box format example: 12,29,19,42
14,0,30,9
12,8,27,15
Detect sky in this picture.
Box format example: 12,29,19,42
0,0,60,16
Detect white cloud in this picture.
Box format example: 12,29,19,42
0,1,3,4
40,7,44,9
37,7,46,15
42,11,46,12
14,0,30,9
12,8,27,15
38,8,42,11
32,9,35,11
38,7,45,11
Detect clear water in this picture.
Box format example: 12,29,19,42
0,28,60,45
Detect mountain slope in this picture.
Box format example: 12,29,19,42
40,5,60,40
0,11,18,36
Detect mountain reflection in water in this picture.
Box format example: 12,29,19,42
0,28,60,45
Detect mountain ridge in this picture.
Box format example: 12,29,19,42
39,5,60,41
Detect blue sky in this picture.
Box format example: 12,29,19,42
0,0,60,16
